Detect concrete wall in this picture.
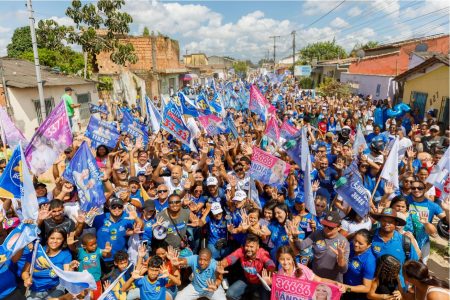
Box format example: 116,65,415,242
341,73,396,100
7,83,98,138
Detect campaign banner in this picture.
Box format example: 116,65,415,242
225,114,239,139
89,103,109,115
121,109,149,146
145,95,162,133
161,100,192,148
178,92,199,117
0,146,22,199
280,121,300,140
25,100,73,175
271,274,341,300
0,223,38,267
0,107,27,149
85,116,120,149
265,114,280,141
98,264,133,300
63,142,106,213
198,114,227,136
250,147,291,188
334,175,370,218
196,92,213,115
209,92,224,115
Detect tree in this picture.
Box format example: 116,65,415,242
317,77,352,98
20,47,84,74
349,41,379,57
36,19,73,51
299,77,313,89
143,26,150,36
232,61,248,77
299,41,347,62
257,58,274,67
7,27,32,58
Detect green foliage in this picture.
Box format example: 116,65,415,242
36,19,73,51
7,27,32,58
299,77,313,89
232,61,248,77
97,76,113,91
350,41,379,57
143,26,150,36
19,47,84,74
257,58,274,67
299,41,347,62
317,77,352,98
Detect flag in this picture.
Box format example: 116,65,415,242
198,114,227,136
0,223,38,267
249,147,291,188
196,92,212,115
225,114,239,139
280,121,299,140
0,107,26,149
283,135,302,168
25,100,73,175
248,177,262,209
121,109,149,146
353,125,368,155
209,92,224,115
426,147,449,192
85,116,120,149
145,95,162,133
209,77,216,91
380,137,400,189
98,264,132,300
33,244,96,295
63,142,106,213
19,144,39,221
334,176,370,218
300,127,309,172
178,92,199,117
303,150,316,215
161,99,194,150
88,103,109,115
264,115,280,141
0,146,21,199
249,85,276,121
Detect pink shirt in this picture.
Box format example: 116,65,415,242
278,263,315,281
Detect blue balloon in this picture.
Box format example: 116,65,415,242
387,108,403,118
397,103,411,113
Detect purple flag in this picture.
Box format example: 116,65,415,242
25,101,72,175
0,107,26,148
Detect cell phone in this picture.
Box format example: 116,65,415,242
142,240,148,247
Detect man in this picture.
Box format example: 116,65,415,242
370,208,419,288
220,234,276,300
421,124,443,153
62,87,80,127
171,248,226,300
155,184,170,212
153,162,185,195
293,211,349,282
205,177,226,206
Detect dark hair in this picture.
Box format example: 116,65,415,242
390,196,409,210
81,233,97,245
168,193,181,201
96,145,109,157
276,246,302,278
273,203,290,225
152,240,169,255
49,199,64,210
403,260,449,289
114,250,129,263
245,233,260,245
148,255,164,268
412,179,426,188
190,181,204,194
376,255,401,283
46,227,67,250
199,248,212,258
240,156,251,165
353,229,373,244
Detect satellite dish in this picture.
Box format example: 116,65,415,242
356,49,365,59
415,43,428,52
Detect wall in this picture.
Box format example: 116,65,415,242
7,83,98,138
184,54,208,66
403,65,449,115
341,73,396,99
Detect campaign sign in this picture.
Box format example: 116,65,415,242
271,274,341,300
198,114,227,136
250,147,291,188
121,110,149,146
85,116,120,149
161,100,192,148
280,121,300,140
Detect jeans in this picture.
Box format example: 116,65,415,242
226,280,270,300
175,283,226,300
27,285,65,300
207,243,231,260
187,226,201,254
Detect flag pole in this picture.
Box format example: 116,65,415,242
25,239,40,297
369,141,393,208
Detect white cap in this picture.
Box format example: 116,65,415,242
210,202,223,215
430,125,440,131
206,177,218,186
233,190,247,201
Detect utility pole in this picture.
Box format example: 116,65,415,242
269,35,280,67
26,0,46,122
291,31,296,66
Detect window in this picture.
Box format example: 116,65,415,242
410,91,428,120
375,84,381,97
76,92,91,120
33,97,55,124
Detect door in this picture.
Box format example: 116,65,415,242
410,91,428,120
76,92,91,121
440,97,449,128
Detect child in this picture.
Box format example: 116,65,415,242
123,255,176,300
68,232,112,299
104,251,136,300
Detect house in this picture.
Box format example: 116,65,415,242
394,53,449,127
0,57,98,138
310,57,357,87
95,34,188,101
340,34,449,99
207,56,236,79
183,53,210,84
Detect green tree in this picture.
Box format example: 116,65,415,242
143,26,150,36
317,78,352,98
7,26,32,58
36,19,73,51
299,77,313,89
97,76,113,91
299,41,347,62
20,47,84,74
232,61,248,77
349,41,379,57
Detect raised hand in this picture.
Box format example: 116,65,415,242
406,146,415,159
329,240,346,260
132,222,143,234
67,231,79,246
384,181,395,195
418,211,429,224
113,156,123,170
312,180,320,193
333,157,345,171
262,268,272,285
215,261,229,275
134,137,143,150
159,264,170,278
69,260,80,270
166,245,179,263
203,279,218,292
228,175,238,188
183,179,192,191
126,206,138,221
152,216,165,228
76,211,86,224
240,214,250,232
131,266,146,279
188,214,201,227
103,280,111,290
104,242,112,254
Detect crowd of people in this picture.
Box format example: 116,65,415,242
0,73,449,300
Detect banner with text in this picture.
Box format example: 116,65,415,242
250,147,291,188
271,274,341,300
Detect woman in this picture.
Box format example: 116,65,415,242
341,229,376,300
367,255,402,300
95,145,110,167
401,260,450,300
327,116,338,134
314,284,333,300
154,242,181,300
340,209,372,239
22,228,76,299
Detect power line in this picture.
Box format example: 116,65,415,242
304,0,346,29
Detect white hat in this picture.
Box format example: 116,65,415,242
210,202,223,215
233,190,247,201
206,177,218,186
430,125,440,131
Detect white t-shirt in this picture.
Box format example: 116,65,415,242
134,161,151,175
341,218,372,235
162,176,185,195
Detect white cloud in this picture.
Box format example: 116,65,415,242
48,16,75,27
347,7,362,17
0,26,10,34
302,0,338,16
370,0,401,19
330,17,349,28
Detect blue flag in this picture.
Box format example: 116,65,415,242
121,110,149,146
196,92,212,115
162,99,194,150
0,146,21,199
303,149,316,215
145,95,161,133
85,116,120,149
334,176,370,218
0,223,38,267
225,114,239,139
63,142,106,213
89,103,109,115
209,92,224,115
20,143,39,221
178,92,199,117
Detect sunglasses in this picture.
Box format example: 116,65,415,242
235,168,243,172
157,190,168,194
359,164,369,168
169,200,181,205
111,205,124,210
411,186,424,191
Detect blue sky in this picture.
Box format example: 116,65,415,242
0,0,448,62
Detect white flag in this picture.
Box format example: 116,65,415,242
426,147,449,189
20,144,39,222
380,137,400,189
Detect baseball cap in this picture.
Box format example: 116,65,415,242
320,211,342,228
34,182,47,189
233,190,247,201
430,125,440,132
143,200,156,211
117,167,128,173
206,177,218,186
109,198,124,207
210,202,223,215
128,176,140,184
37,196,50,205
137,171,146,177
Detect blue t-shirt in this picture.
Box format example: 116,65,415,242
407,198,444,223
206,215,228,246
93,212,135,262
186,255,217,294
344,247,376,286
229,209,246,245
143,218,156,242
31,248,72,292
155,199,169,213
0,260,17,298
318,167,338,195
78,247,102,281
268,222,305,260
135,276,168,300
